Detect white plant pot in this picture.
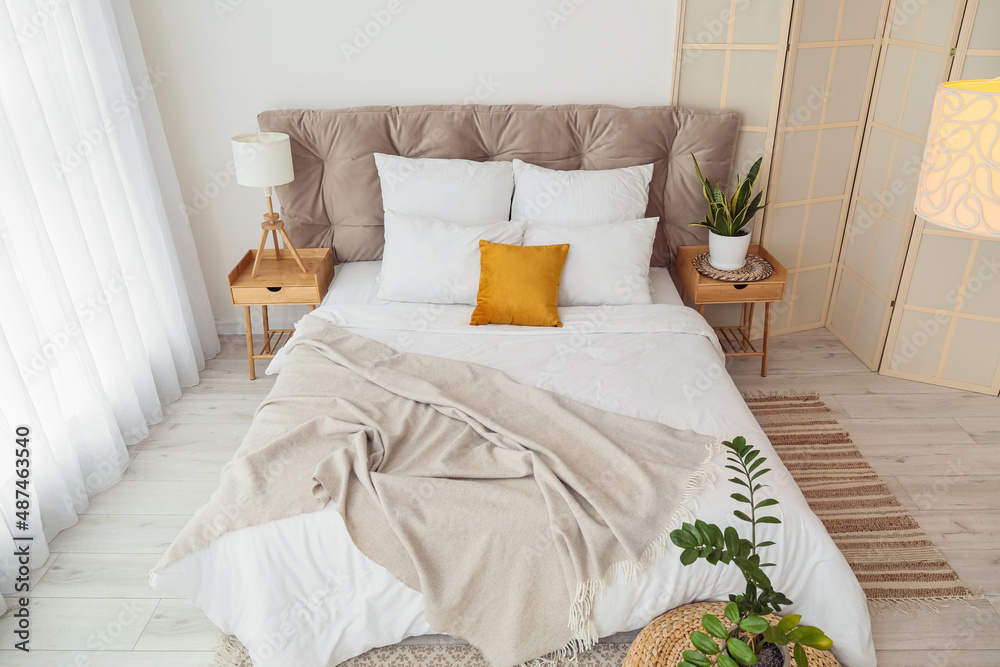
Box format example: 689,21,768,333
708,230,752,271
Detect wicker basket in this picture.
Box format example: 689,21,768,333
622,602,841,667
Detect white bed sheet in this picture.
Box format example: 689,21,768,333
153,263,875,667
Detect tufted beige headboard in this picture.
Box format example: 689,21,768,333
258,104,740,268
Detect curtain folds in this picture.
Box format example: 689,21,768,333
0,0,220,611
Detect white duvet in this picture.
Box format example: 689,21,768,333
153,263,876,667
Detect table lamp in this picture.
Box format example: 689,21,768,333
232,132,308,277
914,78,1000,237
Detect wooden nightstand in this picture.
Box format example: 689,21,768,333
228,247,335,379
675,244,787,377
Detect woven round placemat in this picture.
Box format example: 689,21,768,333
622,602,841,667
694,253,773,282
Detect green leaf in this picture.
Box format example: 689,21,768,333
733,510,752,523
750,468,772,481
699,169,713,200
733,436,746,448
777,614,801,633
682,649,712,667
788,627,824,645
694,519,712,544
749,566,772,589
748,457,766,472
746,158,763,189
763,625,788,646
683,523,702,545
726,638,758,666
691,631,721,656
706,523,725,548
680,548,699,566
678,662,698,667
702,614,729,640
729,477,750,489
692,154,706,184
793,643,808,667
754,498,779,509
739,615,770,634
732,178,751,215
695,520,717,543
724,602,740,624
800,633,833,651
718,656,740,667
671,529,698,549
770,592,794,610
731,493,751,505
756,516,781,525
744,449,759,465
724,526,740,554
756,541,776,548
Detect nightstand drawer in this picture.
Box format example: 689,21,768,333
230,285,321,305
696,280,785,303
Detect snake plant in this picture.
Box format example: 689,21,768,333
690,156,766,237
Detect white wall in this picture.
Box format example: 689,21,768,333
128,0,678,330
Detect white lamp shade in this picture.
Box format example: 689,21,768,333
231,132,295,188
914,79,1000,236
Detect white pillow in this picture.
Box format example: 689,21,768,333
379,211,526,305
523,218,658,306
511,159,654,225
374,154,514,224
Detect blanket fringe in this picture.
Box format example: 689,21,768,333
517,637,592,667
562,437,725,658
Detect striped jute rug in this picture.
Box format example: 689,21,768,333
745,393,974,603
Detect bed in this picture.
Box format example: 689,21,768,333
152,105,876,667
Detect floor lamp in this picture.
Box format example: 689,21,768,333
231,132,308,278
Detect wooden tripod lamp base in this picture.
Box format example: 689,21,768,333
251,193,307,278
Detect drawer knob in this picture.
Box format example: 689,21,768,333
734,284,748,290
266,286,282,293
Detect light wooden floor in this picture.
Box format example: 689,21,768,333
2,330,998,666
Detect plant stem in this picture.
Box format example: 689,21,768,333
743,456,757,555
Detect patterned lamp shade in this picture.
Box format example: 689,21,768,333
914,79,1000,236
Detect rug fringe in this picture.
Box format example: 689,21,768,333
867,593,986,619
741,390,821,401
563,437,724,657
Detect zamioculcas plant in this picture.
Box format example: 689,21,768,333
670,437,834,667
689,156,766,237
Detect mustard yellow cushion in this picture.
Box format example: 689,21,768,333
471,241,569,327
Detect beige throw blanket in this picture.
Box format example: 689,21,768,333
154,316,720,667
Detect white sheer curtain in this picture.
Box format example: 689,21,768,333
0,0,220,611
